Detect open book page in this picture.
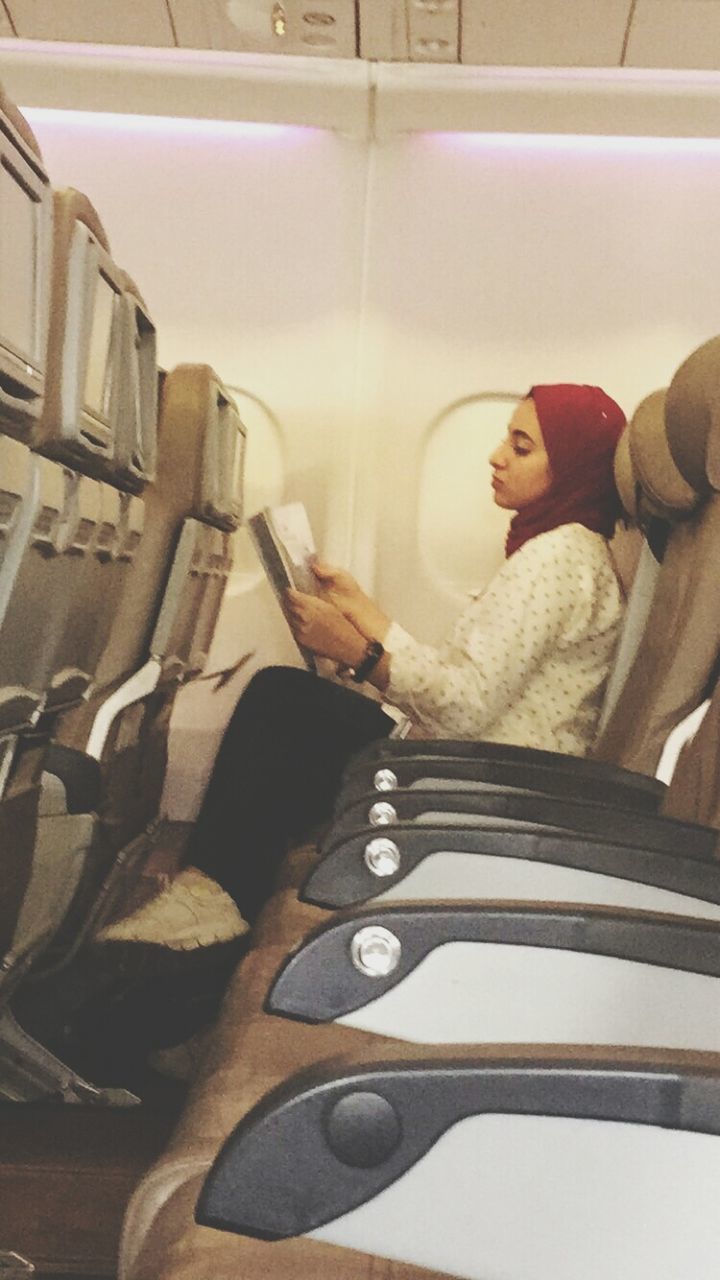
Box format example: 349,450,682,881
247,501,319,670
266,502,318,595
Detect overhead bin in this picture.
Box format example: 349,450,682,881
5,0,175,48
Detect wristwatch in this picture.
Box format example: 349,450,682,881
351,638,385,683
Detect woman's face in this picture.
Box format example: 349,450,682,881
490,399,553,510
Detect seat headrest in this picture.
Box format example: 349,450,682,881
54,187,111,254
118,269,147,311
613,427,638,519
157,364,244,530
665,335,720,494
616,389,700,523
0,84,43,161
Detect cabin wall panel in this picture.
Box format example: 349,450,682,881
356,132,720,641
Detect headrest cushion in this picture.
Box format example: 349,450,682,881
0,84,43,161
627,388,700,519
665,335,720,493
118,269,148,312
613,426,638,519
613,412,678,524
54,188,111,255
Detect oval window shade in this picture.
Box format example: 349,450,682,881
418,392,522,593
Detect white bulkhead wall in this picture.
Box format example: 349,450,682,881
20,62,720,815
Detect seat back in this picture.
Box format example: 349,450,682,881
0,190,158,983
0,91,58,962
0,86,52,441
595,338,720,777
94,365,245,839
29,196,156,712
0,87,57,728
0,195,156,729
147,365,245,682
36,365,244,957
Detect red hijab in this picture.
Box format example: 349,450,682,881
505,383,626,558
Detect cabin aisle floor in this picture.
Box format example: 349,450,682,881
0,1098,182,1277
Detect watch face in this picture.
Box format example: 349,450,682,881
353,639,384,682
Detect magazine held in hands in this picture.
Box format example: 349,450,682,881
248,501,412,737
247,501,319,669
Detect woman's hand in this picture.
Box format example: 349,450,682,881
311,559,391,641
284,590,368,666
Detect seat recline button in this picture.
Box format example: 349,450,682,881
374,767,398,792
369,800,397,826
325,1091,402,1168
364,836,401,877
351,925,402,977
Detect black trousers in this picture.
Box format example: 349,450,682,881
188,666,394,922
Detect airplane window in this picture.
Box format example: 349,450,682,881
418,393,522,594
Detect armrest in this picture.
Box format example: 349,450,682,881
43,743,102,814
336,754,664,815
267,901,720,1023
324,788,715,861
197,1043,720,1241
346,738,664,799
303,822,720,908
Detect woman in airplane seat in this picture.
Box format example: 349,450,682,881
98,383,626,946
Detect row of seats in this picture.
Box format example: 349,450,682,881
0,84,246,1104
120,337,720,1278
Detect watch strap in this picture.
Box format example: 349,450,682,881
352,638,385,683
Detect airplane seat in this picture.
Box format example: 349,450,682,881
176,888,720,1280
0,182,162,1103
95,364,243,867
192,1041,720,1280
118,867,720,1280
36,365,245,967
0,92,68,972
594,334,720,773
593,411,670,734
0,84,52,441
119,939,455,1280
0,200,158,985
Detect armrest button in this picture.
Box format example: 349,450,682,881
325,1091,402,1168
369,800,397,826
351,925,402,977
364,837,401,877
